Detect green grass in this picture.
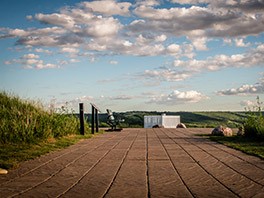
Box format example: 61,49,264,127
0,91,90,143
0,91,98,170
0,134,94,170
208,135,264,159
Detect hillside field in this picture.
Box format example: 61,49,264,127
94,111,254,128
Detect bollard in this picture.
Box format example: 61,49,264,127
79,103,85,135
91,105,95,134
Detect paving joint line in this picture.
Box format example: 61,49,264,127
56,132,131,197
2,133,119,186
102,130,140,198
146,129,151,198
152,129,195,198
8,133,122,198
171,129,264,188
160,129,240,198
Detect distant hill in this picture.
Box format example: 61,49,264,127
87,111,254,128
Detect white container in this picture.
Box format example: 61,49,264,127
144,114,180,128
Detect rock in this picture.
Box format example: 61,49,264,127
176,123,187,128
152,125,164,128
211,126,233,136
211,126,224,136
0,168,8,174
223,127,233,136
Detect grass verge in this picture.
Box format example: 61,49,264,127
200,134,264,159
0,133,96,170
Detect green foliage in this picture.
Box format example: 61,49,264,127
106,111,246,128
209,135,264,159
0,134,93,169
0,92,88,144
243,96,264,139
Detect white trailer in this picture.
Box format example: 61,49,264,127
144,114,180,128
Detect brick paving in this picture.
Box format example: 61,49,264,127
1,128,264,198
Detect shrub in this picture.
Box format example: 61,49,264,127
243,96,264,139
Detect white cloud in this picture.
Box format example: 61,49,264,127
61,47,79,54
143,69,193,82
69,59,80,63
81,0,132,16
35,48,52,54
0,0,264,72
240,100,256,107
217,77,264,96
109,60,118,65
166,44,181,56
22,53,39,59
35,13,75,29
109,95,134,100
6,53,59,70
148,90,209,105
234,38,250,47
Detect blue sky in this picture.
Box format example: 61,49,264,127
1,0,264,113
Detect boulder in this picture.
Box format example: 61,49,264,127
211,126,224,136
152,125,164,128
211,126,233,136
176,123,187,128
223,127,233,136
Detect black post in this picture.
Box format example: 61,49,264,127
79,103,85,135
91,106,95,134
95,109,99,132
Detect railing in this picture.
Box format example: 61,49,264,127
79,103,100,135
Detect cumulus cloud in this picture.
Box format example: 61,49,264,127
6,53,58,69
240,100,256,107
0,0,264,72
80,0,132,16
131,1,264,40
139,43,264,83
217,76,264,96
143,69,192,82
148,90,209,105
173,44,264,72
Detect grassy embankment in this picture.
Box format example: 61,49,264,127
0,92,93,169
207,97,264,159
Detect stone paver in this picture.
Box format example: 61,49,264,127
1,128,264,198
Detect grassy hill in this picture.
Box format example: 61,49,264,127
96,111,250,128
0,92,87,144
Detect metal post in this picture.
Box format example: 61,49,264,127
79,103,85,135
95,109,99,132
91,106,95,134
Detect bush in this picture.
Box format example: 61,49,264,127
243,96,264,139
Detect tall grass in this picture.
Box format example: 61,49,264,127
243,96,264,139
0,92,88,144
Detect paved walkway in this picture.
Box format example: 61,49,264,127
1,128,264,198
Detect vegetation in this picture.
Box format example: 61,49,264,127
209,135,264,160
0,134,93,169
0,92,92,169
243,96,264,139
97,111,248,128
0,92,89,144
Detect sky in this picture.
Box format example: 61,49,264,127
0,0,264,113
